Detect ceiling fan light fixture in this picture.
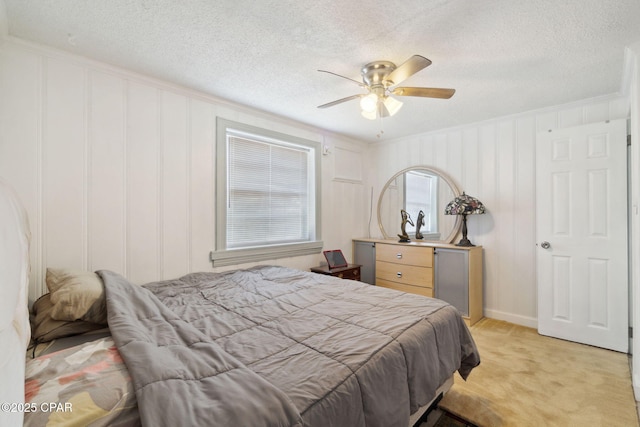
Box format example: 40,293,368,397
318,55,453,125
383,96,403,117
361,108,377,120
360,93,379,113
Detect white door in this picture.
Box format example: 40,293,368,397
537,119,628,352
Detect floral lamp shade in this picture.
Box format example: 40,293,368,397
445,192,485,246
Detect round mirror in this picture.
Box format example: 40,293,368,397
377,166,462,243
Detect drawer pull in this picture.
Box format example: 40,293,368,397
396,272,402,278
396,253,403,259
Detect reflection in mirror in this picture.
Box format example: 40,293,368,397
377,166,462,243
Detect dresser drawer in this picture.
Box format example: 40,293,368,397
376,279,434,297
376,244,433,267
376,261,433,288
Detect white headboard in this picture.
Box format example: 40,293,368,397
0,179,31,427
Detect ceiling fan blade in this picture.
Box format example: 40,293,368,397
392,87,455,99
317,94,362,109
385,55,432,86
317,70,366,87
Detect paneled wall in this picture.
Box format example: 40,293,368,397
0,36,631,327
0,39,370,301
369,96,629,326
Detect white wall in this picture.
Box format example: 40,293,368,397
624,42,640,399
0,38,370,301
369,96,630,327
0,0,7,39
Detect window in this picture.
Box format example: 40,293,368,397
211,118,322,266
404,170,438,235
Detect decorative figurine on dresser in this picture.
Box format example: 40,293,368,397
414,210,425,240
398,209,413,242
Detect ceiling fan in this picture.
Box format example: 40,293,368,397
317,55,455,120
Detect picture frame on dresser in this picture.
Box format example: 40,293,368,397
323,249,348,269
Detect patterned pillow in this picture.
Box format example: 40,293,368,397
24,337,139,427
46,268,107,325
31,294,104,343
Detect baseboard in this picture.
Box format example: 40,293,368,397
483,309,537,329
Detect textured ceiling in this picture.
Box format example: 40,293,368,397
3,0,640,142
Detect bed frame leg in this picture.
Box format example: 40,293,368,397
412,392,443,427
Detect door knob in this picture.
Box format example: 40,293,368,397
540,241,551,249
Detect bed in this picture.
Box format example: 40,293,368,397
0,179,32,427
0,180,480,427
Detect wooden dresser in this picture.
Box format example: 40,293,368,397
353,238,483,326
376,243,434,297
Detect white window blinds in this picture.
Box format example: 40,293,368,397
226,130,314,249
405,170,438,233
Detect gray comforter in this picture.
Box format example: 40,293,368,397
101,265,480,427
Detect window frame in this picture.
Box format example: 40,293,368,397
211,118,322,266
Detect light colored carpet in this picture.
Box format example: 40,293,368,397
439,318,639,427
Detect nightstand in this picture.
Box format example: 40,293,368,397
310,264,361,281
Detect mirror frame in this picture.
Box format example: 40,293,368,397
377,165,463,243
